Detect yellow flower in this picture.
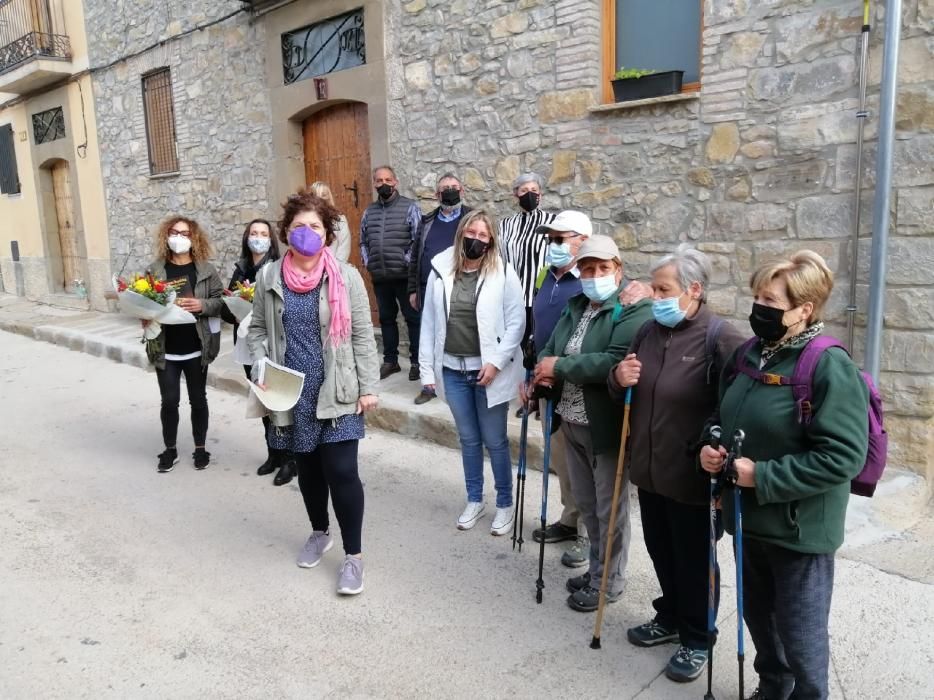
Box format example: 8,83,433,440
133,278,151,293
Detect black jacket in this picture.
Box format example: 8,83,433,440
360,192,419,282
408,204,472,298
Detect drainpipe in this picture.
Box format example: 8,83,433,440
864,0,902,383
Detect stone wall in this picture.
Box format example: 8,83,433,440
388,0,934,484
84,0,273,279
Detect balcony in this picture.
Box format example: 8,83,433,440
0,0,72,95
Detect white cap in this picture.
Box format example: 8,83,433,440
536,210,593,238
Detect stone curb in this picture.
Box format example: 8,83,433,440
0,314,546,470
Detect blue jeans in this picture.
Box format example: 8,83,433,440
442,368,513,509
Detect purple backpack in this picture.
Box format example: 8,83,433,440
732,335,888,497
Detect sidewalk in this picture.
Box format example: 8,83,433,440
0,293,543,468
3,292,930,568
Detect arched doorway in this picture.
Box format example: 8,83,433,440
302,102,376,320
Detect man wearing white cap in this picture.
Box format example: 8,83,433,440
524,210,592,568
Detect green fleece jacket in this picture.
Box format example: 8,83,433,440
715,336,869,554
540,291,652,455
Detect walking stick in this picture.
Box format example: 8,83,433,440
590,386,633,650
512,369,532,552
731,430,746,700
724,429,746,700
705,426,724,700
535,396,553,604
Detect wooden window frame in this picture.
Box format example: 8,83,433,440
141,67,180,176
601,0,703,104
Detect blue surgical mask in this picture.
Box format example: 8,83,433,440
580,275,618,302
546,242,574,268
653,294,687,328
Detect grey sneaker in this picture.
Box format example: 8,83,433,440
665,645,708,682
337,555,364,595
296,530,333,568
561,535,590,568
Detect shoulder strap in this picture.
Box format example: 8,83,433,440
792,335,846,424
728,337,761,384
704,316,726,385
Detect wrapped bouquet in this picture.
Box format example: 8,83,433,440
222,281,256,323
114,273,197,340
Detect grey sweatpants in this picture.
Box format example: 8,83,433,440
562,421,630,595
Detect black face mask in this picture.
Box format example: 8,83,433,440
376,183,394,200
440,188,461,207
462,237,489,260
749,302,789,343
518,191,540,213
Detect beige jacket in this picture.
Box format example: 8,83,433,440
247,258,379,426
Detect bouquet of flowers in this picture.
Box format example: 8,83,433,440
222,280,256,323
113,272,197,340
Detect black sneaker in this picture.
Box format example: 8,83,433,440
627,619,680,647
567,585,622,613
665,645,708,683
533,521,577,543
565,571,591,594
193,448,211,470
379,362,401,379
408,365,419,381
747,688,770,700
157,448,178,473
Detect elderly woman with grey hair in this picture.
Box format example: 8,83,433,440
499,172,556,327
608,244,745,684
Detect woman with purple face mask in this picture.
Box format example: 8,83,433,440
247,191,380,596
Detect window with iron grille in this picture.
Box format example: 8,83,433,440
141,68,179,175
32,106,66,144
0,124,21,195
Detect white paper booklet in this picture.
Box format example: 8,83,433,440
248,358,305,412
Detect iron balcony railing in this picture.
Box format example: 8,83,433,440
0,0,71,74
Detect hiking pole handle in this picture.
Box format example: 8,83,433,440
732,429,745,460
709,425,722,451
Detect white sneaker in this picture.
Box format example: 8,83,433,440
491,507,514,536
457,501,485,530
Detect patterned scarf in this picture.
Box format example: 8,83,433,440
760,321,825,366
281,249,351,346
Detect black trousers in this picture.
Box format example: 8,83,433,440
374,278,419,365
742,538,834,700
295,440,364,555
638,488,719,649
156,356,208,448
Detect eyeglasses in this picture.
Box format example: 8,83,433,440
169,229,192,238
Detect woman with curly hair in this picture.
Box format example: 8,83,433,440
248,191,379,596
147,216,224,473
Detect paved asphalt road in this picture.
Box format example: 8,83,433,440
1,330,931,699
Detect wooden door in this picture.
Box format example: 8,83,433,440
51,161,79,291
302,103,376,322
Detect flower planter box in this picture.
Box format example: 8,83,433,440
611,70,684,102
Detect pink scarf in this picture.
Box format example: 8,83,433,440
282,249,351,345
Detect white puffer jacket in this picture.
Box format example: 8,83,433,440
418,246,526,408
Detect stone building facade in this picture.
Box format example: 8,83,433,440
81,0,933,486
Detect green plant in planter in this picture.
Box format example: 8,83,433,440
613,67,656,80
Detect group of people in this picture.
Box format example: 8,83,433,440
141,166,871,700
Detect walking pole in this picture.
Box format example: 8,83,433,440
590,386,633,650
535,395,553,604
704,426,724,700
512,368,532,552
725,429,747,700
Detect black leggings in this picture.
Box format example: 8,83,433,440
156,357,208,448
295,440,364,555
242,364,271,446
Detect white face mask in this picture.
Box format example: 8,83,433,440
248,236,271,254
168,235,192,254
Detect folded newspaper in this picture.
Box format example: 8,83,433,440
248,357,305,413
